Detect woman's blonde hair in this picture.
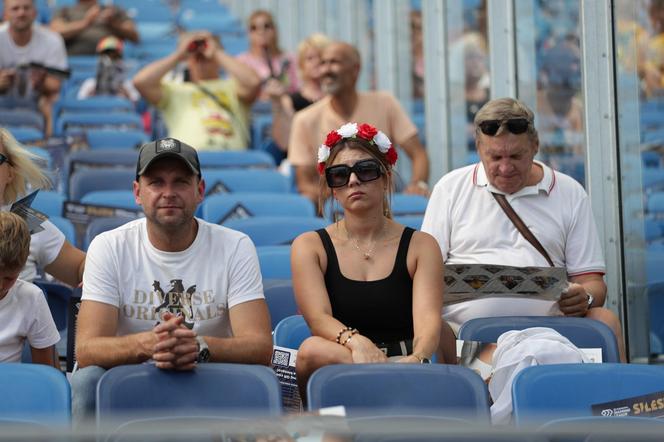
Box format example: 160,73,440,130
0,212,31,271
296,33,331,71
0,128,51,204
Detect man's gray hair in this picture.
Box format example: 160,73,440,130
474,97,539,144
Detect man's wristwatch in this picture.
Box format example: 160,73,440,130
196,336,210,363
414,354,431,364
586,291,594,309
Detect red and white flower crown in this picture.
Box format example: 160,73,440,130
317,122,398,174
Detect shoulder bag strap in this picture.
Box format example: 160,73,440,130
491,192,555,267
194,83,250,142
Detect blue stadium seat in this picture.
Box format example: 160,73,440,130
458,316,620,363
0,364,70,425
647,282,664,353
392,194,429,216
55,112,143,136
85,129,148,150
645,217,663,242
257,246,292,279
96,363,283,426
55,96,135,117
307,364,491,421
264,279,298,329
81,190,140,211
84,216,136,250
394,215,423,230
512,363,664,425
0,108,44,130
203,169,291,193
67,55,99,72
49,216,76,244
223,216,328,246
273,315,311,348
198,150,275,169
6,126,43,143
537,416,664,441
642,168,664,189
642,151,661,168
33,281,72,358
199,193,315,224
69,168,135,201
33,190,65,217
647,191,664,215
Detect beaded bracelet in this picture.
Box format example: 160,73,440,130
335,326,354,344
341,329,358,347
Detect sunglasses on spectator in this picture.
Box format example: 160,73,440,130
0,153,9,166
325,159,384,188
250,22,274,32
478,118,530,136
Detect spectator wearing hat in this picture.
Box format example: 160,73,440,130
0,0,68,136
77,36,139,102
71,137,272,423
50,0,139,56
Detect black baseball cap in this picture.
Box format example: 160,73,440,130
135,138,201,180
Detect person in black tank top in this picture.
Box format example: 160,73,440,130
290,122,452,398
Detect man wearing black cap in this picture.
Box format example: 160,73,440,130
71,138,273,423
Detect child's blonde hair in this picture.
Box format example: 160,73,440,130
0,212,30,271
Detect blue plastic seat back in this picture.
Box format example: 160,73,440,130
198,150,275,169
96,364,283,426
56,112,143,136
537,416,664,441
392,193,429,216
0,108,44,130
257,246,292,280
307,364,491,421
81,190,141,211
84,216,136,250
6,126,43,143
33,281,72,331
203,169,290,193
273,315,311,348
458,316,620,363
200,193,315,224
0,364,70,424
512,363,664,425
393,215,423,230
33,190,65,217
49,216,76,244
56,96,135,116
647,191,664,215
69,168,135,201
223,216,328,246
86,129,148,150
264,279,298,329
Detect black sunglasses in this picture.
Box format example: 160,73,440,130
478,118,530,136
0,153,9,166
250,22,274,32
325,159,383,188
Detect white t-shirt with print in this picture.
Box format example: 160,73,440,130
82,218,265,337
422,161,605,326
0,279,60,362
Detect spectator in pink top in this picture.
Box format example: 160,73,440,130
236,10,299,101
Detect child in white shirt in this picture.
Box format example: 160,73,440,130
0,212,60,366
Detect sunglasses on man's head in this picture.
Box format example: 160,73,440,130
325,159,384,188
478,118,530,136
250,23,274,32
0,153,9,166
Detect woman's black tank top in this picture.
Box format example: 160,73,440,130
316,227,415,343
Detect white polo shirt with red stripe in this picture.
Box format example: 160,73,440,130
421,161,605,326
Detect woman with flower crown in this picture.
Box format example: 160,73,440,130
291,122,453,395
